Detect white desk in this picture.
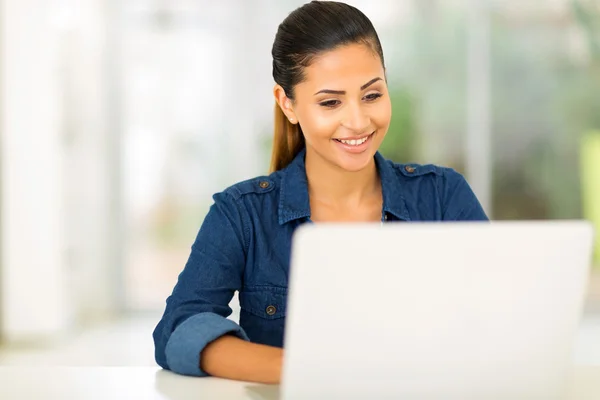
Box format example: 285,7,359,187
0,366,599,399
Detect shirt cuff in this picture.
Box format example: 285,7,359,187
164,312,249,376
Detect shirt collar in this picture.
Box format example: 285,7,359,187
278,148,311,225
278,148,410,225
374,151,410,221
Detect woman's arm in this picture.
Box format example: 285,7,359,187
440,168,489,221
201,335,283,384
153,191,268,380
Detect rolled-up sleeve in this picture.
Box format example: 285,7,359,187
153,191,249,376
440,168,489,221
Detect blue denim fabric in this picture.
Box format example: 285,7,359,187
153,149,488,376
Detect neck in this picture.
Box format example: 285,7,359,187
305,149,380,207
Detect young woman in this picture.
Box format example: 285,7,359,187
153,1,487,384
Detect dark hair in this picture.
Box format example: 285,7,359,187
269,1,385,172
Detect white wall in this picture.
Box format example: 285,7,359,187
58,0,124,324
0,0,121,342
1,0,69,341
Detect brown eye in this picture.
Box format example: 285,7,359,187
364,93,383,102
319,100,341,108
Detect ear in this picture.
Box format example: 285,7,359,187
273,84,298,124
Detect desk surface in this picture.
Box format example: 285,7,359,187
0,366,599,399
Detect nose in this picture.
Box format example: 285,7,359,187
341,101,370,133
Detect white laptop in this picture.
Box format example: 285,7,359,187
247,221,594,400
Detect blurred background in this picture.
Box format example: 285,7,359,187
1,0,599,366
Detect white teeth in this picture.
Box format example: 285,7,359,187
339,135,369,146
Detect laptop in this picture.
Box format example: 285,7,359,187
246,221,594,400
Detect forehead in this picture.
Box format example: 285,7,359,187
300,44,384,91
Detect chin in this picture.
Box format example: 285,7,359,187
333,152,376,173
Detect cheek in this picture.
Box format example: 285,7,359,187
299,109,340,139
373,100,392,128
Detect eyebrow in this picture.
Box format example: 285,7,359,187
313,77,383,96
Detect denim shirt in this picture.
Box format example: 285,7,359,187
153,149,488,376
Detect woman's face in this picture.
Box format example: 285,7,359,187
279,43,392,172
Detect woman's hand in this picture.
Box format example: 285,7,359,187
201,335,283,384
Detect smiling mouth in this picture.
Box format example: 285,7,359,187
333,132,374,146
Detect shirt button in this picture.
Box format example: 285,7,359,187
266,305,277,316
404,166,415,173
259,181,270,189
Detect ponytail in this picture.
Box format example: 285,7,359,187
269,102,305,173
